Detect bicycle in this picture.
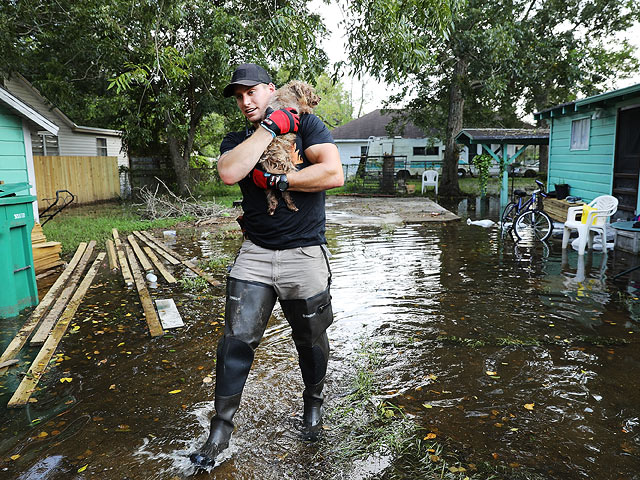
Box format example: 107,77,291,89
501,179,553,242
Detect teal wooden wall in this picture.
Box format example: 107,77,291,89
0,105,29,191
547,108,616,202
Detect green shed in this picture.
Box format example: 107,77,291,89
535,83,640,219
0,86,58,318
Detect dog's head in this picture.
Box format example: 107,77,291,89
286,80,321,113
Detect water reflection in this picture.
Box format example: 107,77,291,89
1,200,640,479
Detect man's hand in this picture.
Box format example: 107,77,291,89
251,168,289,191
260,108,299,136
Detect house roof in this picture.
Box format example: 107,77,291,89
331,109,431,140
534,82,640,120
456,128,549,146
0,85,59,135
9,73,121,136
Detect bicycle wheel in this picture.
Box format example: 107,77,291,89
501,202,519,228
514,209,552,242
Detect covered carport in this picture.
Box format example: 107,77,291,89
455,128,549,208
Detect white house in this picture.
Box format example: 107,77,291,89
2,73,130,196
332,109,467,178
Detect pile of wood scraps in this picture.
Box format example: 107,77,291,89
31,223,63,276
0,241,106,407
108,229,221,337
0,228,222,408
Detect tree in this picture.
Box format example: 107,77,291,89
312,73,354,129
1,0,330,195
341,0,640,196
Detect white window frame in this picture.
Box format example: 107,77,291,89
96,137,108,156
570,117,591,151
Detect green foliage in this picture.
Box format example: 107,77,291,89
1,0,330,195
472,154,494,196
179,275,209,292
312,73,354,129
342,0,640,196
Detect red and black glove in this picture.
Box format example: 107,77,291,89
260,107,299,136
251,168,289,191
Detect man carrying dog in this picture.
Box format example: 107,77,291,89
190,63,343,468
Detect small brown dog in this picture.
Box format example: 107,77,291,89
260,80,320,215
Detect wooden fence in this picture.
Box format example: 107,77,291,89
33,156,120,209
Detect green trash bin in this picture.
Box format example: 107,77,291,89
0,182,39,319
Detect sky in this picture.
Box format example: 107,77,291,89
309,0,640,117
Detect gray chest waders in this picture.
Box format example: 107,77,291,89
191,249,334,466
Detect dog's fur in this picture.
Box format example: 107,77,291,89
259,80,320,215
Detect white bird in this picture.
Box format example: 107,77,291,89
466,218,496,228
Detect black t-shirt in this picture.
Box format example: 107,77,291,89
220,114,335,250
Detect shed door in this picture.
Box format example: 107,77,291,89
613,106,640,216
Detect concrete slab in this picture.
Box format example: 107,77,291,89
326,196,460,226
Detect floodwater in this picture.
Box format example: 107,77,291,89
1,197,640,479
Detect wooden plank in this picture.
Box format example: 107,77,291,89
106,239,118,270
138,231,220,287
30,241,97,346
7,253,106,408
0,242,88,376
127,235,154,272
132,230,180,265
125,244,164,337
112,229,134,287
143,246,177,284
155,299,184,329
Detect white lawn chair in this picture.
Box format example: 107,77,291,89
421,170,439,195
561,195,618,255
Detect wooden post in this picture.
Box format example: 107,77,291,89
127,235,154,273
125,245,164,337
7,253,106,408
138,231,220,287
143,246,177,284
0,243,87,375
106,239,118,271
30,241,97,346
112,228,134,287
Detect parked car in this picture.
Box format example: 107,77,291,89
512,162,539,178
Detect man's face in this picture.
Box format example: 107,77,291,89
234,83,275,125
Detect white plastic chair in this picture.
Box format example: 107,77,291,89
561,195,618,255
421,170,439,195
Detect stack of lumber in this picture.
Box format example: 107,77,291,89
31,223,63,274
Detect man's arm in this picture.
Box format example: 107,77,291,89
217,128,274,185
286,143,344,192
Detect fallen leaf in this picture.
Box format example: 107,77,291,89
60,377,72,383
424,433,437,440
429,454,440,462
169,389,182,394
422,403,433,409
491,452,499,459
10,454,20,461
486,371,498,376
38,431,48,438
78,464,88,473
524,403,535,410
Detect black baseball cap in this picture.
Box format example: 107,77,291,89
223,63,272,97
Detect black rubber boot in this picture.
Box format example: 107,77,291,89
280,288,333,442
190,278,276,468
302,378,325,441
189,393,240,468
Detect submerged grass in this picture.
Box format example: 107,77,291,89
324,338,547,480
42,202,188,256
